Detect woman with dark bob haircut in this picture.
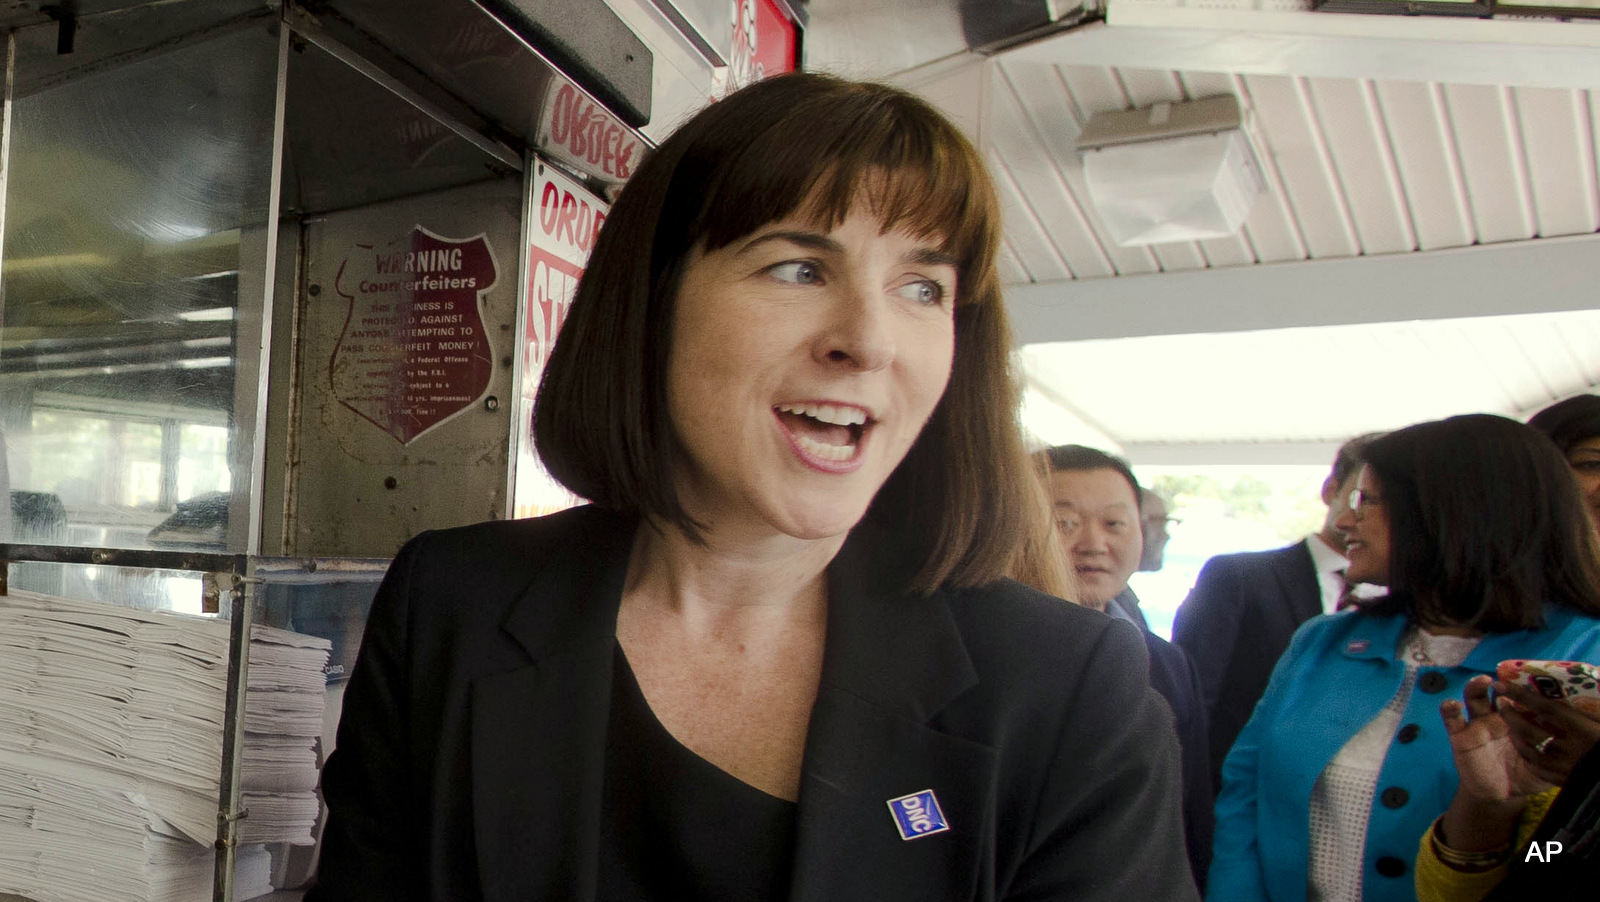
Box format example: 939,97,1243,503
309,73,1194,902
1209,414,1600,902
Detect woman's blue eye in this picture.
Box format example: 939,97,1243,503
770,261,820,284
896,280,946,305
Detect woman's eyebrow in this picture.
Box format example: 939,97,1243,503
736,230,840,256
908,247,957,268
736,232,957,269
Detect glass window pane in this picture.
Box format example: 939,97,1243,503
1,22,282,553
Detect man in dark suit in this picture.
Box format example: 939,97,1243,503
1171,434,1381,792
1042,445,1212,891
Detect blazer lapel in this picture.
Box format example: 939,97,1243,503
790,529,997,902
471,509,634,902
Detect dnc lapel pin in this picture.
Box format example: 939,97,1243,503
887,789,950,840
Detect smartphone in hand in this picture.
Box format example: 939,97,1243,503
1496,659,1600,704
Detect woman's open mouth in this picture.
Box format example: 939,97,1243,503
775,402,873,471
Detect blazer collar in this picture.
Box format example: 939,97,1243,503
789,524,991,902
472,510,992,902
1335,605,1591,668
814,523,978,723
473,506,634,902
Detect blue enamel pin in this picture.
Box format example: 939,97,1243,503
887,789,950,840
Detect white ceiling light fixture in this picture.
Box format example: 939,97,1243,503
1076,94,1267,247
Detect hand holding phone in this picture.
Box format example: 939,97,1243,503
1496,659,1600,706
1491,659,1600,785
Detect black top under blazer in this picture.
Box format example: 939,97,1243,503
307,505,1198,902
1170,540,1323,792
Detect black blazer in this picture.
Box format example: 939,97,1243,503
1170,540,1323,791
1141,630,1213,891
308,506,1197,902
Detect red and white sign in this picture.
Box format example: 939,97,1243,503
536,75,645,184
330,227,499,444
525,163,607,376
515,161,611,518
724,0,798,95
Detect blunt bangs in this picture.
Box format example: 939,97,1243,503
537,73,1034,593
663,75,1000,307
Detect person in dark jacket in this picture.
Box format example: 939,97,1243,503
308,73,1197,902
1037,444,1214,892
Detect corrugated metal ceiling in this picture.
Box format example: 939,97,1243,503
984,61,1600,284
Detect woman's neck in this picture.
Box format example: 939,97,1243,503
622,519,841,633
1416,619,1485,638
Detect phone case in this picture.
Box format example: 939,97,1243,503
1496,659,1600,703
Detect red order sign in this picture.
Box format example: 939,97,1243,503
728,0,798,92
537,75,644,184
515,162,610,518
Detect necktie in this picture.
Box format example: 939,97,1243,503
1335,568,1358,611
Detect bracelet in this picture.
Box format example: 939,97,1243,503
1429,818,1512,873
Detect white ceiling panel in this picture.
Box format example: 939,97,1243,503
1441,84,1539,244
1304,76,1417,254
967,59,1600,288
1241,74,1364,258
997,240,1031,286
1019,310,1600,454
1514,86,1600,238
1372,80,1476,251
986,67,1116,279
990,155,1074,282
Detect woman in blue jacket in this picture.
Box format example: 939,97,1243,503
1207,414,1600,902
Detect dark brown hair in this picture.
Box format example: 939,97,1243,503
1331,431,1384,488
1040,444,1142,502
1007,456,1079,603
534,73,1032,593
1528,394,1600,456
1356,414,1600,631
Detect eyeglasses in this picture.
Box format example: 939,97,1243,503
1347,488,1383,515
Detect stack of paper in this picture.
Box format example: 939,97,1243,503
0,590,331,902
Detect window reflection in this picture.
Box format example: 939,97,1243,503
19,406,231,549
0,22,279,558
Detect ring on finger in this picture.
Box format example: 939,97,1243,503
1535,735,1555,754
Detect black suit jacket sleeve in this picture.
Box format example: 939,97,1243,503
1143,632,1214,892
999,618,1195,900
310,534,429,902
1171,555,1243,720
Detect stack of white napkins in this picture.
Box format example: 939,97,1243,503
0,590,330,902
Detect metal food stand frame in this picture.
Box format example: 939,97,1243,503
0,0,664,899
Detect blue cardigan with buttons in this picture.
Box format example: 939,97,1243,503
1207,605,1600,902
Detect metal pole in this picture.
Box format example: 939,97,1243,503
213,572,254,902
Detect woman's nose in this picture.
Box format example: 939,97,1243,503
814,283,895,372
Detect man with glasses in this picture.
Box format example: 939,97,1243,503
1139,488,1177,573
1172,433,1383,793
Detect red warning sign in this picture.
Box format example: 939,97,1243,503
330,226,499,444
